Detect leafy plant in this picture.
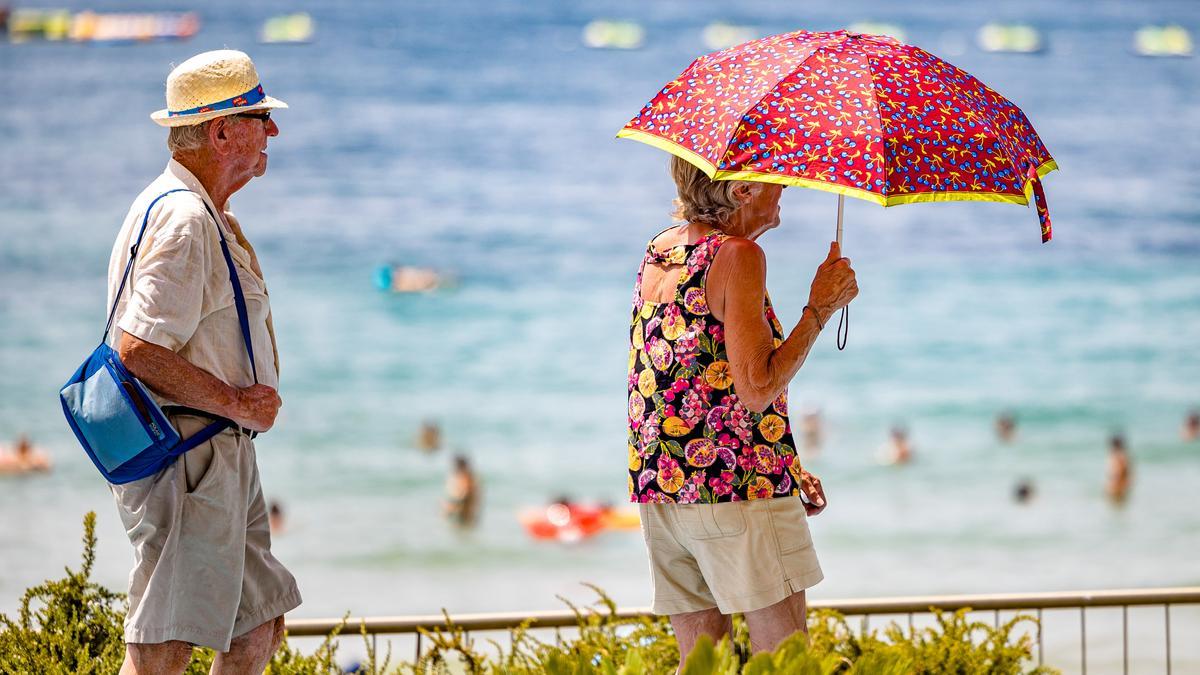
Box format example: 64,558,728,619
1,514,1058,674
0,512,126,674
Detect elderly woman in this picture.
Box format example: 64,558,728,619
627,157,858,663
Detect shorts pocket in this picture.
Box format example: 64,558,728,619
675,503,747,540
767,497,813,554
172,415,218,495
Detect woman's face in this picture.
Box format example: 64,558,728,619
729,183,784,239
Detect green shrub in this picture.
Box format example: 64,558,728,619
0,514,1057,674
0,512,125,674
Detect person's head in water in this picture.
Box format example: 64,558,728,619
267,500,286,534
1184,409,1200,441
995,412,1017,442
417,419,442,452
1013,479,1034,504
1109,433,1127,454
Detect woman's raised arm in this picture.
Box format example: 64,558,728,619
711,240,857,412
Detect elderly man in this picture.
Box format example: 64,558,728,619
107,50,300,674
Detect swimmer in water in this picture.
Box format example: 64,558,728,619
416,419,442,453
444,455,480,528
0,435,52,475
879,425,914,465
1013,478,1035,504
375,264,456,294
800,407,823,455
1106,433,1132,505
1182,409,1200,442
995,411,1017,444
268,500,286,535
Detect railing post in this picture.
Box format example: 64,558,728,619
1122,605,1128,675
1037,608,1043,667
415,632,422,662
1165,604,1171,675
1080,607,1087,675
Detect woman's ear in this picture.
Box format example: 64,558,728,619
731,182,754,204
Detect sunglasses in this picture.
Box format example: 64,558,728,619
234,111,271,123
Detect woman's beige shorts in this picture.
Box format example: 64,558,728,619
639,496,823,615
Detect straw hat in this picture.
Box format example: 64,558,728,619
151,50,287,127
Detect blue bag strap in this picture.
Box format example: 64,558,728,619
172,417,232,456
196,200,259,385
101,188,258,385
102,188,191,343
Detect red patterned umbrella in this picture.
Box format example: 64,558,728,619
619,29,1057,243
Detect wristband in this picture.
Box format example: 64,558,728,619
804,305,826,330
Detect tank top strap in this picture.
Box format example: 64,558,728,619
676,231,728,288
637,230,727,305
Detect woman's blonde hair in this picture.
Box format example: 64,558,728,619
669,155,749,227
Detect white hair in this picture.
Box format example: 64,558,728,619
669,155,758,226
166,120,214,153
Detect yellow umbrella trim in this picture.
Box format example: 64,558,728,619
617,127,1058,209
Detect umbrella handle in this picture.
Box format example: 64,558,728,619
835,194,849,351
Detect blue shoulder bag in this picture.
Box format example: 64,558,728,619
59,188,260,484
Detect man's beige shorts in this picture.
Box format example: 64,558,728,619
639,496,823,615
111,414,302,651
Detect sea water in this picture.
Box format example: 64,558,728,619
1,0,1198,670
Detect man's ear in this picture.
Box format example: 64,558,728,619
207,117,232,155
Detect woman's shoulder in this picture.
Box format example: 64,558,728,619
712,235,765,267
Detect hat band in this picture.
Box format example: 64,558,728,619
168,83,266,117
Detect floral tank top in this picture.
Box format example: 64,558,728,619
627,230,803,504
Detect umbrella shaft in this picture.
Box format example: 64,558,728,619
836,194,844,248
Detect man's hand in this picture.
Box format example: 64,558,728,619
798,469,827,517
807,241,859,326
229,384,282,433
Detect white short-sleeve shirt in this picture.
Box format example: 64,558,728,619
106,159,279,401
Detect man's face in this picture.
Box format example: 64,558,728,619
225,112,279,179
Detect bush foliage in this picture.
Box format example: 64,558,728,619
0,514,1056,674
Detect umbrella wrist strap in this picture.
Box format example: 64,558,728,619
837,307,849,351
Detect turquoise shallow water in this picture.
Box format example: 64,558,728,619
1,2,1198,667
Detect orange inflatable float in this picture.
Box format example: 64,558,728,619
519,503,640,542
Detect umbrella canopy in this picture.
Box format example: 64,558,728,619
618,30,1057,241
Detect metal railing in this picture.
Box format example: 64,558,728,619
286,586,1200,673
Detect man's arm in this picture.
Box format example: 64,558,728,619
118,332,281,433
